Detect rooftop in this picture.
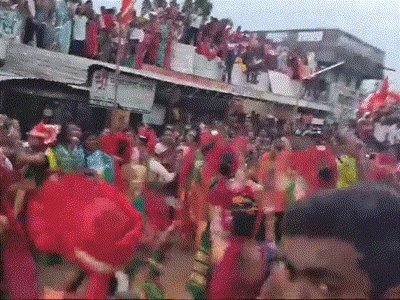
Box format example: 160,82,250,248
1,41,331,112
258,28,384,54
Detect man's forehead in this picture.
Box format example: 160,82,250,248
283,236,364,273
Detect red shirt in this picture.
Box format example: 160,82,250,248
101,13,115,32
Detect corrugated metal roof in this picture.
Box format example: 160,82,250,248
0,70,90,93
1,41,332,112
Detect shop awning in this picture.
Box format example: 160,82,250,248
1,41,332,113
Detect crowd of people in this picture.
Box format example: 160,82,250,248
0,95,400,298
7,0,316,87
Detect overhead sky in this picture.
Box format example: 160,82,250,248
94,0,400,89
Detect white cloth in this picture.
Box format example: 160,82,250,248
130,28,144,42
131,147,140,163
374,123,389,143
148,158,175,183
115,271,129,293
387,124,399,146
73,15,88,41
154,143,168,155
190,14,202,29
99,15,105,29
3,157,13,171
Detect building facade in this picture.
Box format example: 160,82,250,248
258,29,386,121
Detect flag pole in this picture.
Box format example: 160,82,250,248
114,0,135,110
292,61,346,121
114,21,122,110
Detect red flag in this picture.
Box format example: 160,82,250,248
120,0,135,25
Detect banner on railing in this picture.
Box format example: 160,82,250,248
268,70,303,98
90,69,156,113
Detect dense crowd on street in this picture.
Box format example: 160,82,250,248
6,0,317,86
0,1,400,299
0,83,400,298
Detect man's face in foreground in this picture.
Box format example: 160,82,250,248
263,236,372,299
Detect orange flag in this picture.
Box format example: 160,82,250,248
121,0,135,25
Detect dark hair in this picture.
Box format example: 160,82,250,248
201,141,215,156
219,152,234,177
58,122,77,146
232,200,257,237
81,131,97,143
284,183,400,298
318,166,333,183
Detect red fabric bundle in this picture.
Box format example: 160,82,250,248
85,20,99,58
208,236,265,299
100,131,134,163
288,145,338,198
28,175,143,299
359,77,400,114
208,177,235,210
367,152,398,182
138,126,157,154
142,187,172,232
178,145,197,188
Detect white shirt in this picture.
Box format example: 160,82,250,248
130,28,145,42
190,14,202,29
73,15,88,41
388,124,399,146
148,158,175,183
374,123,389,143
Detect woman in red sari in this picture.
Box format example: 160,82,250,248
208,195,266,299
1,121,59,299
85,15,99,59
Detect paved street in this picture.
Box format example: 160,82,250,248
39,245,195,299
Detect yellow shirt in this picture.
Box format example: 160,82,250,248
337,154,358,189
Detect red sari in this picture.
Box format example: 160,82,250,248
0,165,39,299
85,20,99,59
208,236,265,299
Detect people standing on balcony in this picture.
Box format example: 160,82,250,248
276,46,289,74
262,39,278,72
288,50,302,80
197,35,217,61
224,28,238,84
157,17,173,69
98,7,116,62
183,8,203,46
84,2,99,59
128,19,145,67
31,0,55,49
165,0,180,23
141,0,152,16
135,12,161,69
84,0,95,18
243,34,263,84
110,13,130,64
21,0,37,45
70,5,88,57
54,0,72,54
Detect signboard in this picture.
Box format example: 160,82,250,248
90,69,156,113
266,32,288,43
297,31,324,42
142,104,166,125
0,9,22,39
